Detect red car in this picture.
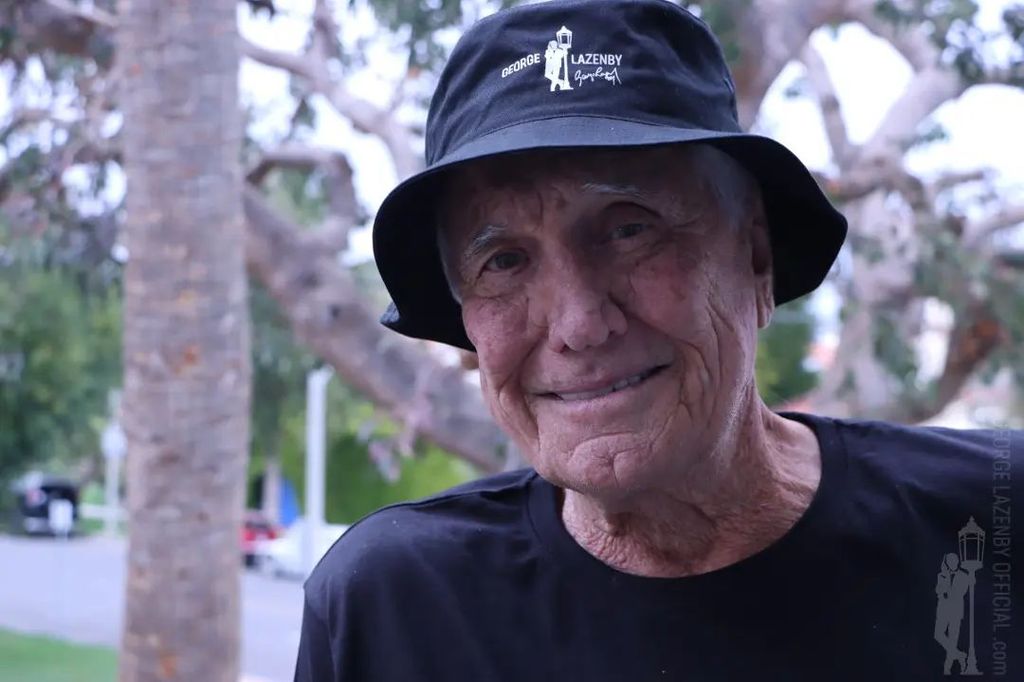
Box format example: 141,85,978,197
241,510,279,567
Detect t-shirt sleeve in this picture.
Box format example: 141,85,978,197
289,481,528,680
291,505,436,681
294,593,335,682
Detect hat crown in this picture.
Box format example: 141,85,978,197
372,0,847,351
427,0,741,166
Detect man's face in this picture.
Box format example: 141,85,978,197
440,146,774,503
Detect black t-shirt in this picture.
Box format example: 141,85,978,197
295,412,1022,681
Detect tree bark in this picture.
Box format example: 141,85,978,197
118,0,249,680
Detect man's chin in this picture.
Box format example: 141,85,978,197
538,448,664,502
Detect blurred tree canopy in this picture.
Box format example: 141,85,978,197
0,217,121,486
272,380,476,523
756,299,818,407
1,0,1022,494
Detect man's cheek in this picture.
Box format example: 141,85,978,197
466,297,536,366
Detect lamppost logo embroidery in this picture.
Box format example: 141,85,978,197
934,517,985,676
500,27,622,90
544,27,574,91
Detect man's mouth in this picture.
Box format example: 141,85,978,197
547,365,668,402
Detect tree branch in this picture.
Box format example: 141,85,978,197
242,185,506,473
11,0,116,61
841,35,1013,176
909,305,1007,422
42,0,116,29
732,0,850,128
247,145,358,252
0,107,56,137
246,145,339,184
240,38,313,80
929,169,987,196
240,33,422,179
845,0,939,72
800,42,853,167
856,67,964,165
813,155,920,204
965,204,1024,247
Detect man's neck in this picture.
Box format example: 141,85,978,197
559,402,822,578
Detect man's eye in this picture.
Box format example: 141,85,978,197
610,223,649,240
483,251,525,272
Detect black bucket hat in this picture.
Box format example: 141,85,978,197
372,0,847,351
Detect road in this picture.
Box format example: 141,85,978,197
0,533,304,682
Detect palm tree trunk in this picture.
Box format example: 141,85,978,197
118,1,249,680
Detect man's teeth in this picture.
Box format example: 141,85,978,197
556,368,657,402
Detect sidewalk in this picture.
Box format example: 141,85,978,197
0,534,303,682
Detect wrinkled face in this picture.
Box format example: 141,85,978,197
439,146,774,502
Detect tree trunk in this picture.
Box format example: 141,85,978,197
118,0,249,680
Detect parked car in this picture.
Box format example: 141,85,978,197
9,472,79,536
241,510,281,567
251,518,349,579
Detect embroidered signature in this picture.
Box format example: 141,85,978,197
573,67,621,87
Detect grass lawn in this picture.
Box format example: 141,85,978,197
0,628,117,682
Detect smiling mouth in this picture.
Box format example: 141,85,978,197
547,365,669,402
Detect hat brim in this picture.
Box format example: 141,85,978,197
373,115,847,351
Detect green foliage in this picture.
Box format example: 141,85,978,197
247,165,325,475
277,382,475,524
979,255,1024,392
756,297,818,406
246,288,474,523
244,164,470,520
872,312,919,384
250,278,316,469
687,0,751,67
0,259,121,486
364,0,462,68
872,0,979,37
911,219,1024,397
872,0,1024,85
362,0,519,68
267,168,328,227
906,120,950,151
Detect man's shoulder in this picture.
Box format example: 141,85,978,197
786,410,1019,483
828,414,1020,468
812,413,1019,520
304,468,538,604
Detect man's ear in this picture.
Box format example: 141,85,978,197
748,207,775,329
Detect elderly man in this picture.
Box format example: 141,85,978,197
296,1,1020,680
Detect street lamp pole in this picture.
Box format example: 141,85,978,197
100,390,125,536
303,366,333,577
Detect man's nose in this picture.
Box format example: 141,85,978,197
539,259,628,353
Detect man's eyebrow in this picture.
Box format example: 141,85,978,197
461,223,509,263
580,182,654,202
455,184,654,265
